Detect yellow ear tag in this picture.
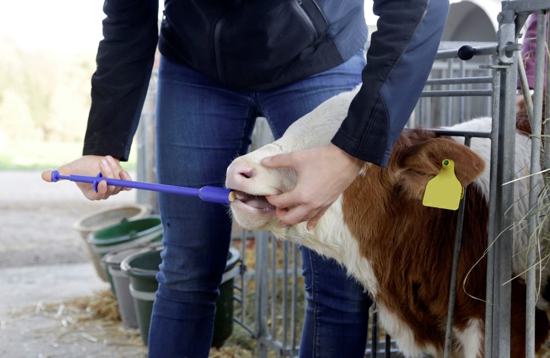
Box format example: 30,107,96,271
422,159,463,211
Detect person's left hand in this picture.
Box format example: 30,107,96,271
262,143,364,230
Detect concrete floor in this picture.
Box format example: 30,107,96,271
0,170,148,357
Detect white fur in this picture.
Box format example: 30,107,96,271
454,319,484,358
378,305,433,358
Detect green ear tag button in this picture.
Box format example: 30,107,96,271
422,159,463,211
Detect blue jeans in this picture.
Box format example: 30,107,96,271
150,52,372,358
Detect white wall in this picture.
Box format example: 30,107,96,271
365,0,501,42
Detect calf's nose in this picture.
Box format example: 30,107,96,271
226,162,256,189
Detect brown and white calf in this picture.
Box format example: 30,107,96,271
225,87,550,357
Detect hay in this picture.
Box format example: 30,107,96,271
11,289,145,353
10,288,260,357
209,344,254,358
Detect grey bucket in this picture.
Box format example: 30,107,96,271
102,243,162,329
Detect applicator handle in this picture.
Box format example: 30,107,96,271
51,171,235,205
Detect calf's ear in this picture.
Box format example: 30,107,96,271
395,138,485,200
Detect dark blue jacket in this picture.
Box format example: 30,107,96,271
84,0,449,166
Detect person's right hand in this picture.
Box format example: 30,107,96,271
41,155,133,201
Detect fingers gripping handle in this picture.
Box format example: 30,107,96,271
50,170,235,204
51,171,107,193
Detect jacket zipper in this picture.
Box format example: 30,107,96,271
311,0,329,27
291,0,318,40
213,12,229,85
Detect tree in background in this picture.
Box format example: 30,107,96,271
0,36,94,142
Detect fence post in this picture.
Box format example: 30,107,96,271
490,8,518,357
254,230,271,358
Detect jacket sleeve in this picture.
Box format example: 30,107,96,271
331,0,449,167
83,0,159,161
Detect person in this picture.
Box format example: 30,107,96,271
516,13,545,115
42,0,449,357
519,13,544,92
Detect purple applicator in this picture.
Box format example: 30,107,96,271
51,170,235,205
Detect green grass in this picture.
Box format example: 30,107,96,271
0,139,137,170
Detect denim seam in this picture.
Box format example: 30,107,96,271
261,113,279,139
239,105,260,154
252,94,280,139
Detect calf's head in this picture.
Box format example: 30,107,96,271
225,90,486,240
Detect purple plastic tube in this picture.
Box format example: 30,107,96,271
51,171,234,205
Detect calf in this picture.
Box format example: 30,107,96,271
225,87,550,357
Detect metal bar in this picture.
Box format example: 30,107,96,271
525,11,547,358
233,317,255,335
502,0,550,14
255,231,271,358
420,90,493,97
136,71,158,209
364,303,371,356
517,50,534,121
291,244,299,355
417,96,424,128
545,9,550,173
447,59,454,126
486,56,494,117
371,311,379,358
484,61,501,358
385,334,392,357
443,137,471,358
241,229,247,327
271,236,277,338
493,28,518,357
435,45,498,60
410,102,418,128
425,76,493,86
459,61,466,123
282,240,289,347
258,336,291,355
430,130,492,138
426,96,432,128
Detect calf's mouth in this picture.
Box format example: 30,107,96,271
232,190,276,212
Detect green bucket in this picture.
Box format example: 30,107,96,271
87,216,163,291
73,204,151,282
121,247,240,347
212,247,240,348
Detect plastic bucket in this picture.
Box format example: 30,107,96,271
121,247,240,346
121,248,162,345
87,216,163,283
73,204,151,281
101,243,162,329
212,247,240,348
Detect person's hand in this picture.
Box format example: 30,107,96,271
261,143,363,230
41,155,132,200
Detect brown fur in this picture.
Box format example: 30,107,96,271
342,128,550,357
516,93,545,135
